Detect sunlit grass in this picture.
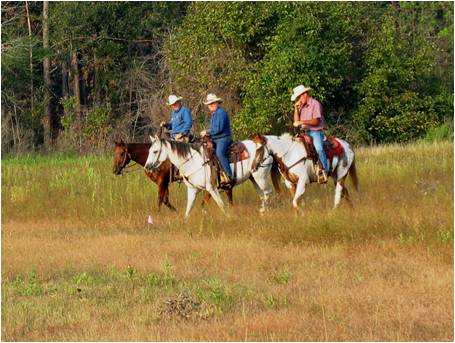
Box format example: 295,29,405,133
2,141,453,341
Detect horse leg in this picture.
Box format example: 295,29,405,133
163,187,176,211
185,187,199,218
287,182,296,206
225,188,233,206
201,191,211,207
207,187,225,215
158,178,176,211
157,182,166,212
336,176,353,208
334,177,346,209
292,178,307,209
251,173,272,213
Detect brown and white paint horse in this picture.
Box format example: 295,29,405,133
112,140,237,211
251,134,358,209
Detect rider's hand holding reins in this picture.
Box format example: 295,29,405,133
200,130,207,137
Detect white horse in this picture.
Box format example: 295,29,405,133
251,133,358,209
144,135,278,218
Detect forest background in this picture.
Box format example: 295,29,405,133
1,1,453,154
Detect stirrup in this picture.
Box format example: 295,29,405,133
317,170,328,184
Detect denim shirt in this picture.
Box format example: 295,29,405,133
164,106,192,137
208,107,232,140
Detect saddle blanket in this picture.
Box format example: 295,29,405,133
324,137,344,158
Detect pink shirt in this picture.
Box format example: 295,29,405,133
300,97,324,131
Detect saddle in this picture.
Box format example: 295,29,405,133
228,142,249,163
296,132,345,161
201,136,248,188
295,132,344,182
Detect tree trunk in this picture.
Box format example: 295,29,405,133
42,1,52,149
25,1,33,113
94,50,100,105
62,59,69,97
71,50,82,133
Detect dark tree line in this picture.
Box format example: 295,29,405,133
1,2,453,153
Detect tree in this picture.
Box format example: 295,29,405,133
42,1,52,149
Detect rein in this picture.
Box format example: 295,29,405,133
266,138,308,184
118,150,142,174
122,161,142,173
157,140,204,181
254,145,273,169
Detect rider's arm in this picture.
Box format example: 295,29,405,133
181,108,192,135
301,118,320,126
293,102,301,124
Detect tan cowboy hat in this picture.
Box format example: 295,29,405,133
291,85,312,102
203,93,223,105
167,94,183,106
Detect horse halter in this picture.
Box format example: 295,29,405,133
116,146,138,174
252,144,272,172
148,139,164,171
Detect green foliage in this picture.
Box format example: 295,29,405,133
59,96,76,132
12,271,44,297
422,122,453,142
1,2,453,149
271,268,291,285
353,4,453,143
83,103,111,136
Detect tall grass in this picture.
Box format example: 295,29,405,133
2,141,453,341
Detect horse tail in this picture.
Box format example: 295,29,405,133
349,158,359,192
271,160,281,194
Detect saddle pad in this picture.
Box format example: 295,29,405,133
324,138,344,158
228,142,249,163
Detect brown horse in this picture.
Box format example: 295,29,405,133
112,140,234,211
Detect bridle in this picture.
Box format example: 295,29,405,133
148,139,164,171
252,143,273,171
254,136,308,184
117,147,140,174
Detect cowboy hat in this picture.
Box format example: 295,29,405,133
203,93,223,105
167,94,183,105
290,85,312,102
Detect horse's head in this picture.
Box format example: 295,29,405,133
145,135,167,172
112,139,131,175
250,134,269,172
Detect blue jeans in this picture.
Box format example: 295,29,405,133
308,130,329,173
214,137,233,178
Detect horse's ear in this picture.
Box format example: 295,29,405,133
149,135,154,142
114,138,125,146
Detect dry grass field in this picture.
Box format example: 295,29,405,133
2,141,453,341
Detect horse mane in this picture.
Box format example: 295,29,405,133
162,138,193,158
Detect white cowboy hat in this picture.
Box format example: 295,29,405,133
203,93,223,105
167,94,183,105
291,85,312,102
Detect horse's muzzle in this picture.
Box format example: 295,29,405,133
113,166,122,175
144,163,155,172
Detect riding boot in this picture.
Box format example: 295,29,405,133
219,171,235,189
316,162,328,184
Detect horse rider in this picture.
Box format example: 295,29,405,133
160,94,193,143
291,84,329,183
200,93,235,188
